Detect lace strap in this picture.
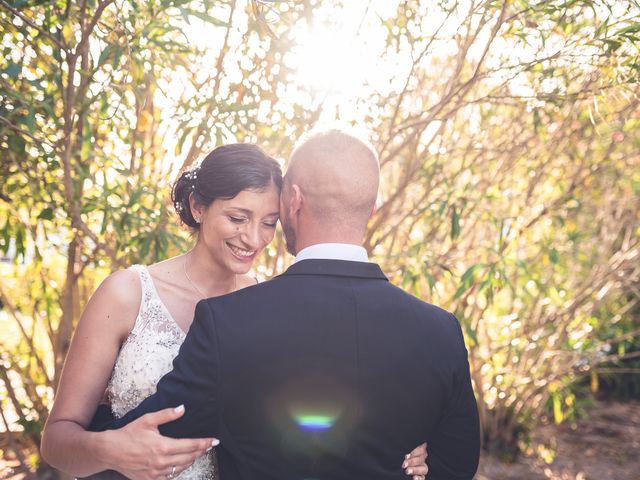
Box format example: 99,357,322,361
127,265,155,335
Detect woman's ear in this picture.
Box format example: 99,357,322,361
188,192,205,222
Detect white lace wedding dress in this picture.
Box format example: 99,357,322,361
105,265,217,480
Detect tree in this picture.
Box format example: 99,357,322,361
0,0,314,474
357,0,640,457
1,0,639,474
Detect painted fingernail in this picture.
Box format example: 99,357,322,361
211,439,220,446
174,405,185,413
403,462,408,468
407,468,413,474
405,454,410,459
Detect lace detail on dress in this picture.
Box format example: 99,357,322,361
106,265,217,480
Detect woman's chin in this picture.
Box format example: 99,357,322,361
227,255,259,276
232,264,253,276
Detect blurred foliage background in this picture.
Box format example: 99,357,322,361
1,0,639,478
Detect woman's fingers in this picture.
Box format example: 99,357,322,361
405,463,429,475
159,452,202,477
404,441,428,478
141,405,186,428
404,451,427,467
161,436,219,456
151,437,219,478
410,442,427,457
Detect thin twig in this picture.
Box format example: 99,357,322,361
0,0,66,50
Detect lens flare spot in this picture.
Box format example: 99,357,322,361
294,414,337,432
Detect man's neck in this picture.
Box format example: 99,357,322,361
293,228,365,254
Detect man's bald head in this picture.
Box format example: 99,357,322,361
284,129,380,241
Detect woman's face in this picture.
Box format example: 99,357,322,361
193,182,280,275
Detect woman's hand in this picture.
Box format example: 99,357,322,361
101,406,217,480
403,442,428,479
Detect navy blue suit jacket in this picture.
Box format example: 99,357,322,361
90,259,480,479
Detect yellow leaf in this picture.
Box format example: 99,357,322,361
590,370,599,393
62,22,73,44
130,61,142,82
137,110,153,132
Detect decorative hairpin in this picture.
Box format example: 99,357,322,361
184,166,200,181
185,166,200,191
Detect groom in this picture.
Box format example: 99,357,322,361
95,129,480,479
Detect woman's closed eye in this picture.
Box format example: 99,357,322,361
228,215,248,224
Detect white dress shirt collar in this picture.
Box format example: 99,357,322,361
295,243,369,263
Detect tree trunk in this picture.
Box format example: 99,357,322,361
53,237,79,390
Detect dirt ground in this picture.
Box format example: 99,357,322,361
477,400,640,480
2,400,640,480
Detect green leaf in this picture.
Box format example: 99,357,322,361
8,135,26,154
37,207,54,220
615,23,640,36
113,45,123,69
422,269,436,295
176,126,193,155
460,316,479,347
139,235,151,259
15,225,25,260
454,264,482,299
98,44,114,66
604,39,622,52
182,9,230,27
5,62,21,78
25,109,36,134
178,6,191,25
17,417,42,437
0,219,10,254
450,206,461,240
552,392,563,424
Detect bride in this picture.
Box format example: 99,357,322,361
41,144,428,480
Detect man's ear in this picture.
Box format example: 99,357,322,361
289,184,303,217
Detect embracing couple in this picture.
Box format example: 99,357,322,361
41,129,480,480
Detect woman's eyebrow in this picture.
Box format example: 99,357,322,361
224,207,252,214
224,207,279,217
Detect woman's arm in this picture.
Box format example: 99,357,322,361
40,270,214,478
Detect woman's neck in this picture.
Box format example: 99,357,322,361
184,243,237,296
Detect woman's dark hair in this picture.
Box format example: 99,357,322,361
172,144,282,229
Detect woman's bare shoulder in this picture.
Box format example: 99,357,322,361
83,268,142,331
95,268,142,303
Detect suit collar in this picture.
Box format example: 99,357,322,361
280,259,388,280
295,243,369,263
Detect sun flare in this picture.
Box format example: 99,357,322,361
284,1,405,122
